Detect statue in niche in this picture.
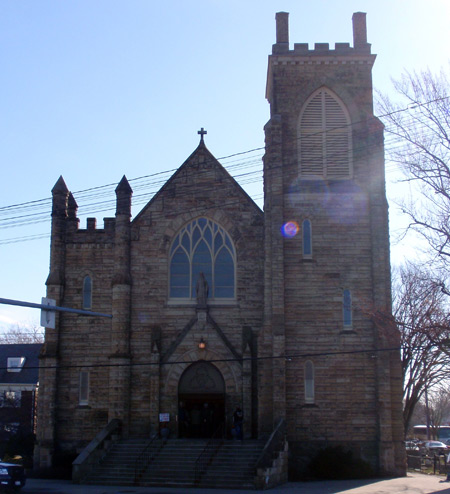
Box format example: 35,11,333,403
196,272,209,307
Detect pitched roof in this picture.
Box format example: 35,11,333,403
0,344,42,385
133,139,263,224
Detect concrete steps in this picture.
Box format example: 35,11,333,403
84,437,265,489
198,440,265,488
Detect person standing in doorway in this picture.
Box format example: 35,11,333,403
233,406,244,440
178,401,189,438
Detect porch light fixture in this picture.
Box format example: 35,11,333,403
198,338,206,350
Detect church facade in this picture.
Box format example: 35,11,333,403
35,13,406,478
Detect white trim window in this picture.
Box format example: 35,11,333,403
79,371,89,406
298,87,352,179
7,357,25,373
2,391,21,407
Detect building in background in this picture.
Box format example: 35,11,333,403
0,343,41,443
34,12,405,479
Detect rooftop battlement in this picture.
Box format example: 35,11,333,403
272,12,372,56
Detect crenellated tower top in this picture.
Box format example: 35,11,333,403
272,11,371,56
266,12,377,116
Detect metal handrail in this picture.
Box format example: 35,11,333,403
134,433,160,483
72,419,121,483
255,418,286,471
194,422,225,484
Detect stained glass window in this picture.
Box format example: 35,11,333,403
169,218,236,299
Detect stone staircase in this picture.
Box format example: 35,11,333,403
83,437,157,486
197,440,266,488
83,437,266,488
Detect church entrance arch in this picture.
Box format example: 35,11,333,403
178,361,225,439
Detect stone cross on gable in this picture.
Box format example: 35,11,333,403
198,128,207,142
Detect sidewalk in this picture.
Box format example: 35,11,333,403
18,473,450,494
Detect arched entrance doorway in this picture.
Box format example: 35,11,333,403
178,360,225,438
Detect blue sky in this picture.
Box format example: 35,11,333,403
1,0,449,329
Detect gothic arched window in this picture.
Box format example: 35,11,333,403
169,218,236,300
298,87,352,179
82,275,92,310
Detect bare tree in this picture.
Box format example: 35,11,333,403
407,388,450,440
428,386,450,436
0,324,44,344
393,263,450,434
378,66,450,278
408,401,427,436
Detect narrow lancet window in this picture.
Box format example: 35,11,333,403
305,361,315,404
302,219,312,258
343,289,352,327
79,371,89,406
83,276,92,310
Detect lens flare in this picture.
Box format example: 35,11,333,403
281,221,299,238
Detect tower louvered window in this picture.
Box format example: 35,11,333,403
298,88,352,179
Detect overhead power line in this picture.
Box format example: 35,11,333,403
0,95,448,244
0,345,402,372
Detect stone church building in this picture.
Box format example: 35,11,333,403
35,12,406,479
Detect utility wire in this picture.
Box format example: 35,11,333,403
0,345,402,371
0,95,448,243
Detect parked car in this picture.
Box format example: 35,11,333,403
405,441,420,452
423,441,449,455
0,460,26,491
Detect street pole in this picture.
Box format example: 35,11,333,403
425,381,431,440
0,297,112,321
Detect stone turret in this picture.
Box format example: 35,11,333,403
109,175,133,433
67,192,79,233
36,176,70,471
115,174,133,217
46,176,69,287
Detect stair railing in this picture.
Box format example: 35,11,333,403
72,418,121,483
255,418,286,471
134,432,160,483
194,422,225,484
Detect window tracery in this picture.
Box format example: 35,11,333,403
169,218,236,300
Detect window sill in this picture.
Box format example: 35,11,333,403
301,258,316,263
340,329,356,335
300,403,318,409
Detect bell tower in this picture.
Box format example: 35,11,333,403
260,12,405,476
